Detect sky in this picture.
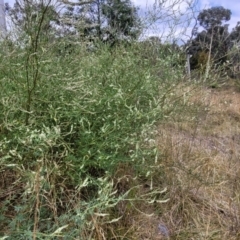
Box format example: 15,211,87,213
132,0,239,26
131,0,240,41
3,0,240,41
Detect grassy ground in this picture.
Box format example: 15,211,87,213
126,84,240,239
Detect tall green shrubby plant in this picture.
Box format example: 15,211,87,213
0,2,186,237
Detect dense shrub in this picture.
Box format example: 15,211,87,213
0,39,185,238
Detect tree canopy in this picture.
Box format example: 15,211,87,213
187,6,233,69
55,0,140,44
6,0,141,46
197,6,231,30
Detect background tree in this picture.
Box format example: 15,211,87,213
5,0,59,43
197,6,231,30
188,6,232,70
228,22,240,78
59,0,100,40
230,22,240,44
101,0,140,44
60,0,140,45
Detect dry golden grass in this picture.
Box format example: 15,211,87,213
125,84,240,239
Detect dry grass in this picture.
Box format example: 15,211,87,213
126,84,240,239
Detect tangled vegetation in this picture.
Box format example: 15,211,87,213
0,33,187,238
1,0,240,239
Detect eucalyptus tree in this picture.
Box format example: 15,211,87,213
188,6,232,73
60,0,141,45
